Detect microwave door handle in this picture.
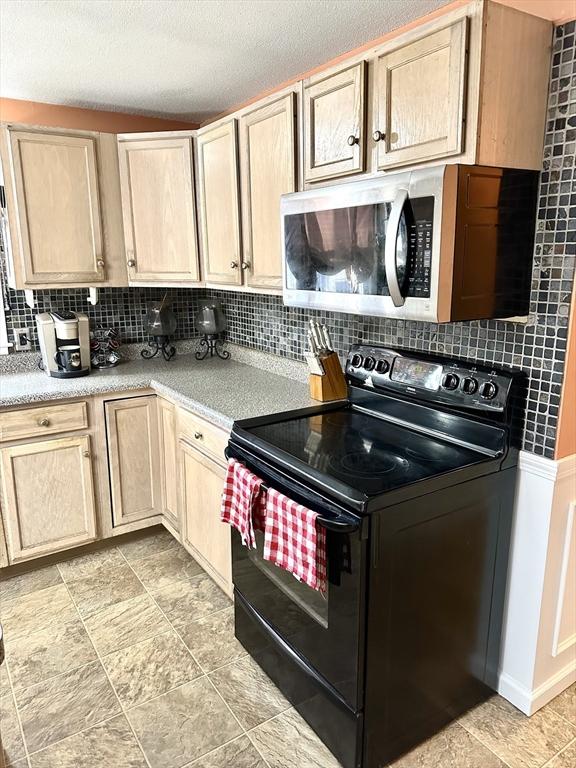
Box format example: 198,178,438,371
385,188,408,307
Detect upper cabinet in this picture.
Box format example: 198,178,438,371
304,62,365,183
117,133,200,284
196,120,243,286
5,130,105,285
0,126,128,289
373,20,467,169
240,93,297,290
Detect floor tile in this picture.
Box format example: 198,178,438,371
151,573,230,623
187,735,266,767
6,616,96,691
127,676,242,768
119,529,180,563
102,630,201,709
546,684,575,724
0,566,62,604
172,606,246,672
210,655,290,730
15,660,120,753
0,658,11,696
0,584,76,642
65,563,144,618
0,691,27,767
57,548,125,583
546,740,576,768
387,721,508,767
84,593,171,656
250,708,342,768
459,695,576,768
128,546,203,591
27,714,148,768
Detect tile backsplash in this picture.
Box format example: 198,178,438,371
2,22,575,460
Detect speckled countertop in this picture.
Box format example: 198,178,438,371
0,349,317,429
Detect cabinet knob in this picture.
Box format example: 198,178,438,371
127,259,136,268
230,261,238,270
347,135,359,146
194,431,203,440
97,259,105,268
241,261,250,271
372,130,385,142
83,450,90,458
38,417,50,427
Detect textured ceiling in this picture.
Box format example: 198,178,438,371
0,0,450,122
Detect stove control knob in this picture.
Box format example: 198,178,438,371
480,381,498,400
375,359,390,374
363,356,376,371
350,354,363,368
442,372,460,390
462,377,478,395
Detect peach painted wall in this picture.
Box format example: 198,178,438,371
555,285,576,460
0,98,198,132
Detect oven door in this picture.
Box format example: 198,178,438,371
227,441,367,711
281,165,446,322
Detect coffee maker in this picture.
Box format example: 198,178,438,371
36,311,91,378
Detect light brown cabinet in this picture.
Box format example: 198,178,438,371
179,438,232,596
0,434,97,563
105,396,161,527
374,20,468,170
5,129,106,285
304,62,365,182
196,120,242,286
158,398,179,533
117,134,200,284
240,93,297,289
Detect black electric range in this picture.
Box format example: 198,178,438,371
226,345,522,768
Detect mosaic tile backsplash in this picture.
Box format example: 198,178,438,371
2,23,575,459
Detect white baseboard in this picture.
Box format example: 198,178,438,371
498,660,576,715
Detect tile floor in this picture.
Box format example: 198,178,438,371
0,528,574,768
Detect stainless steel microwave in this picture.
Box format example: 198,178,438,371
281,164,538,323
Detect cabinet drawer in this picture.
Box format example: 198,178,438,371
178,408,228,464
0,401,89,442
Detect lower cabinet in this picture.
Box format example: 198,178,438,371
0,434,97,562
179,438,232,596
105,396,161,527
158,398,179,534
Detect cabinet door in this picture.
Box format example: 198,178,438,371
158,399,179,532
196,121,242,286
241,94,296,290
105,396,161,526
8,130,105,284
118,136,200,283
304,62,365,182
0,435,97,563
374,20,468,169
179,440,232,595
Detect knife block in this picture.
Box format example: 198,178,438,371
309,352,348,402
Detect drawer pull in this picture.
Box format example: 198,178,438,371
347,135,359,146
372,129,385,142
38,417,51,427
194,431,203,440
83,450,90,458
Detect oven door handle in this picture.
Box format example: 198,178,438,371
316,515,359,534
385,188,408,308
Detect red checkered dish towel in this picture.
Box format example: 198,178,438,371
220,458,264,549
263,487,327,594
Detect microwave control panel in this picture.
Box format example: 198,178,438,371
406,196,434,299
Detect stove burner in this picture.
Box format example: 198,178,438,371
330,450,409,477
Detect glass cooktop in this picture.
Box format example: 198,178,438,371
247,407,486,498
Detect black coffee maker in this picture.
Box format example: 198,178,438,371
36,311,91,378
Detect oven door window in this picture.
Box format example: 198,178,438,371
284,196,433,299
249,529,328,628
